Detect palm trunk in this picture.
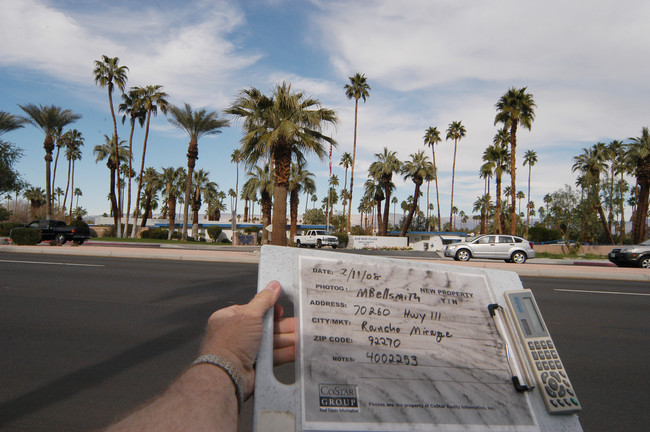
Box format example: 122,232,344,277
52,145,61,208
182,138,198,241
125,121,136,236
271,145,291,246
68,160,75,223
141,192,152,228
495,174,502,234
382,186,391,236
526,164,532,237
131,112,152,238
376,200,383,235
261,191,272,245
400,181,422,236
509,123,519,235
347,98,359,233
109,165,118,229
449,139,458,230
167,195,176,240
108,89,122,238
44,135,54,219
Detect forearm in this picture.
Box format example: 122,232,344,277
101,364,238,432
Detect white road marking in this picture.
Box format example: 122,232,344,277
0,259,104,267
555,288,650,297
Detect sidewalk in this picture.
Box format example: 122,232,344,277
1,239,648,281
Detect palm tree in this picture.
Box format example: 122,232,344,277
288,162,314,241
227,83,337,245
59,129,84,216
0,111,26,136
231,149,243,218
572,145,614,243
23,186,46,219
523,149,538,237
494,87,536,235
243,164,274,244
168,103,229,241
94,55,129,236
423,126,443,230
627,127,650,243
369,147,402,236
363,178,383,233
140,167,162,227
73,187,82,209
484,130,510,234
479,162,494,234
94,135,128,222
446,121,466,231
400,151,435,236
391,196,398,227
64,133,83,222
344,73,371,233
191,169,218,239
339,152,353,219
50,126,64,198
18,104,81,218
130,85,169,237
161,167,186,240
119,88,146,233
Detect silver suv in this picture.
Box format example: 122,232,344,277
444,234,536,264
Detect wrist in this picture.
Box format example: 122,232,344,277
192,354,244,412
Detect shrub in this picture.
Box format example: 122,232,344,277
171,231,181,240
207,226,223,241
9,227,41,245
141,228,168,239
333,232,348,247
243,226,260,234
0,222,23,236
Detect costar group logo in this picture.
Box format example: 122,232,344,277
319,384,359,413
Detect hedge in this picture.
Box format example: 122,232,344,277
9,227,41,245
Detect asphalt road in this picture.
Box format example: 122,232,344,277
0,253,648,431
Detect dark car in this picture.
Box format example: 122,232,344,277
608,240,650,268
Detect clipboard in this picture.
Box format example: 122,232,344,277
253,246,582,432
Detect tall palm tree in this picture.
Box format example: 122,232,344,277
18,104,81,218
227,83,337,245
64,132,83,222
140,167,162,227
0,111,26,136
572,145,614,243
191,169,218,239
494,87,536,235
339,151,353,219
484,130,510,234
423,126,442,230
627,127,650,243
479,162,494,234
93,55,129,236
168,103,229,241
231,148,243,218
400,151,435,236
130,85,169,237
368,147,402,236
94,135,128,222
60,129,84,216
344,73,371,233
50,126,64,198
161,167,186,240
523,149,538,237
119,88,146,233
446,121,466,231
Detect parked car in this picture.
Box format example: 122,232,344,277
443,234,536,264
20,219,91,245
608,240,650,268
293,229,339,249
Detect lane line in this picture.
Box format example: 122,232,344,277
0,259,104,267
555,288,650,297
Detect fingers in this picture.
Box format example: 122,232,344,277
247,280,282,316
273,345,296,366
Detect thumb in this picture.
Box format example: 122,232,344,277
248,280,282,315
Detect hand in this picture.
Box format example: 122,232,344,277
198,281,295,399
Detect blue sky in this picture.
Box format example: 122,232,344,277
1,0,649,224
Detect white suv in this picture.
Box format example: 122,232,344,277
444,235,536,264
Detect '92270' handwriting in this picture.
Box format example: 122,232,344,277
340,267,382,283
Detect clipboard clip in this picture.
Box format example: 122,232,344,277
488,303,535,393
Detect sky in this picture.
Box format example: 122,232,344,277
1,0,649,226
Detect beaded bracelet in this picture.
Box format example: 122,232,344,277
192,354,244,412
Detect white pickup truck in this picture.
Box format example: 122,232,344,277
293,229,339,249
